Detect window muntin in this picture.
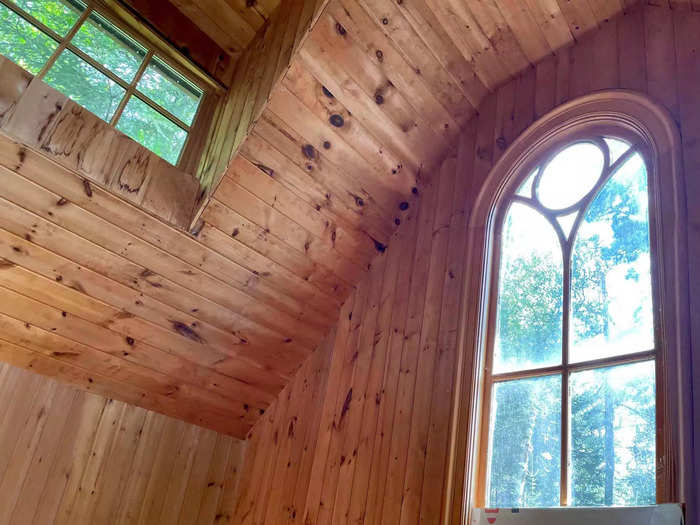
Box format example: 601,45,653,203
0,0,204,167
483,136,657,508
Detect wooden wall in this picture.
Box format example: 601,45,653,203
196,0,326,195
0,18,346,436
0,56,201,230
0,361,246,525
227,3,700,523
230,117,470,523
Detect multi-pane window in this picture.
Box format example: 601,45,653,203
0,0,204,165
481,137,657,508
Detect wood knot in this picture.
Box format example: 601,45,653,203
246,0,256,6
189,219,204,237
374,92,384,105
170,320,205,344
375,49,383,61
323,140,331,149
395,217,401,225
476,146,490,160
322,85,334,98
381,17,389,24
301,144,317,159
399,201,409,211
496,136,507,150
82,179,92,197
373,239,386,252
335,22,347,36
255,163,275,177
411,186,418,195
329,114,344,127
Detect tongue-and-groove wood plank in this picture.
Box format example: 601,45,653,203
225,3,699,522
0,0,652,439
0,362,248,525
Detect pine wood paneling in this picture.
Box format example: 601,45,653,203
105,0,235,85
0,0,691,462
0,60,200,230
166,0,273,56
0,362,246,525
228,4,699,523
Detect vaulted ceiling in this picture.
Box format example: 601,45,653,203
194,0,640,433
0,0,659,438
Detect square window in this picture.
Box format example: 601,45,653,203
0,0,208,168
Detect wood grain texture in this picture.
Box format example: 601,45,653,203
168,0,272,55
0,0,693,461
105,0,235,85
0,11,339,435
0,362,246,525
227,3,700,523
0,57,200,230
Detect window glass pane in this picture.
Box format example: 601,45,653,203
570,152,653,363
515,169,536,198
116,96,187,165
537,142,604,210
71,10,146,82
487,375,561,508
44,49,124,121
570,360,656,506
605,137,631,165
136,56,202,126
10,0,84,36
0,3,58,74
495,203,563,373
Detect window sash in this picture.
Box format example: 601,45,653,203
0,0,206,166
476,137,663,508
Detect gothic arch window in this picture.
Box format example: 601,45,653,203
480,135,658,508
451,92,691,517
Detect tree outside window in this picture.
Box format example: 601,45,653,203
484,137,657,508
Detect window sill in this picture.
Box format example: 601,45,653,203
471,504,683,525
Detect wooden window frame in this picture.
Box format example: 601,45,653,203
476,133,660,508
444,91,692,524
0,0,221,172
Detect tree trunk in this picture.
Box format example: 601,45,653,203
604,379,615,505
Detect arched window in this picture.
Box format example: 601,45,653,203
452,92,691,517
480,136,657,508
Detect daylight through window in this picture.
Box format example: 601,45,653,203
0,0,204,165
481,137,657,508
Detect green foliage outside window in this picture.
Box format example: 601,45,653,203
486,140,656,509
0,2,58,74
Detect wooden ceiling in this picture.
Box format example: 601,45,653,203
0,0,651,438
169,0,282,56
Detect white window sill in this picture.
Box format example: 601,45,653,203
471,504,683,525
